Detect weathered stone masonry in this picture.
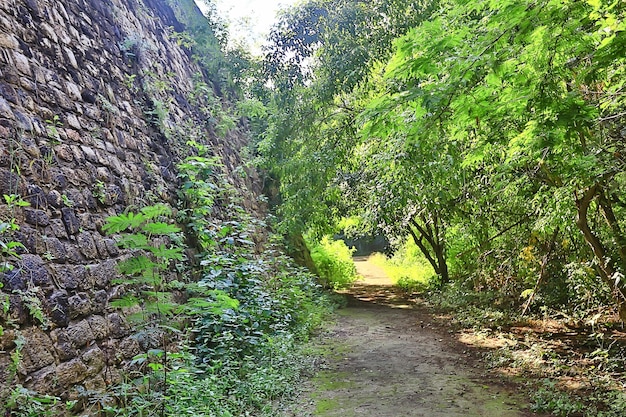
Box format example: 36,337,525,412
0,0,259,408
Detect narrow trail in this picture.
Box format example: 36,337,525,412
283,256,538,417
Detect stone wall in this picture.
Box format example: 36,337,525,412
0,0,260,409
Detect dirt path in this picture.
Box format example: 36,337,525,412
282,257,537,417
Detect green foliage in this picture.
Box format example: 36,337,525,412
0,194,28,272
256,0,436,237
531,379,585,417
308,236,358,289
369,238,436,291
4,386,64,417
255,0,626,319
95,136,335,416
104,203,183,298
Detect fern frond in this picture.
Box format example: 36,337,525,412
140,203,172,220
103,212,147,234
117,256,155,275
116,233,149,249
142,222,181,236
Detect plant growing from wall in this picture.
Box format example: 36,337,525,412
1,194,29,336
96,145,334,416
102,203,186,416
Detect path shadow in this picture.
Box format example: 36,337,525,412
339,282,418,310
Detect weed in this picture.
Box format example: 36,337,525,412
92,180,107,205
60,194,73,207
44,115,62,141
530,379,584,416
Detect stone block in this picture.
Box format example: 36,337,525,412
84,104,101,120
19,327,55,373
0,81,18,104
107,184,124,205
56,358,88,387
63,47,78,68
54,89,74,111
92,290,107,313
81,346,105,377
66,129,83,143
2,269,25,291
8,294,28,324
96,167,110,182
0,328,15,351
72,144,85,164
13,51,31,76
24,208,50,226
118,337,141,360
0,32,19,49
68,292,91,319
62,166,85,187
0,96,13,119
20,76,36,92
27,184,48,209
25,365,58,395
77,232,98,259
82,189,97,210
89,259,117,289
13,110,33,131
86,314,108,339
104,238,119,256
83,375,106,391
107,313,129,338
80,145,97,162
19,254,51,286
20,136,40,157
65,81,81,101
47,291,70,327
94,139,106,150
107,155,124,176
50,219,68,239
0,167,21,195
65,245,86,264
44,236,67,263
50,327,77,361
61,207,81,235
14,224,35,255
65,319,95,348
49,264,85,291
93,233,108,259
55,144,74,162
40,22,59,43
105,141,116,154
66,113,81,129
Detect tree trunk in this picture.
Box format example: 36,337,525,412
576,185,626,320
598,190,626,270
408,214,449,284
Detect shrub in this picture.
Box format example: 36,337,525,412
309,236,359,289
368,237,435,291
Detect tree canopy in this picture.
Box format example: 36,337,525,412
252,0,626,318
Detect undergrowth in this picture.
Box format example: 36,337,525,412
426,280,626,417
95,143,335,416
308,236,358,289
3,142,335,416
368,237,435,293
